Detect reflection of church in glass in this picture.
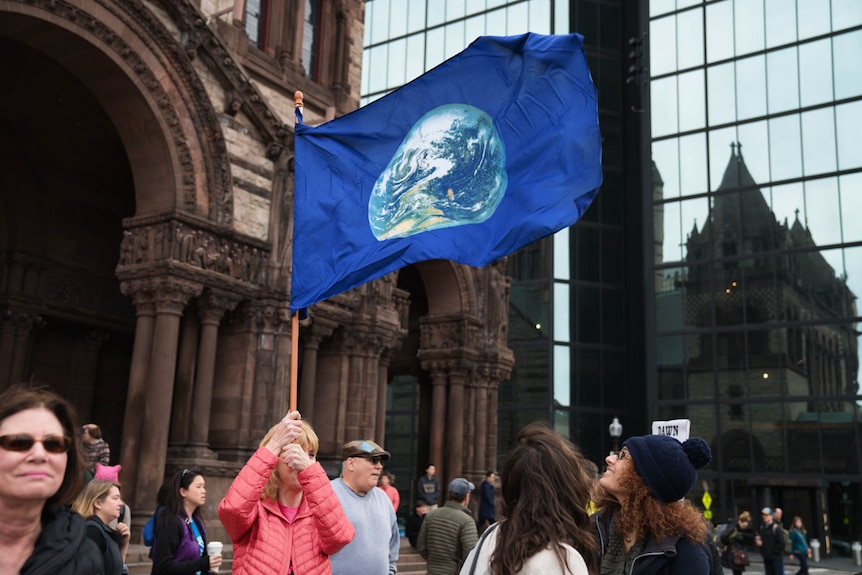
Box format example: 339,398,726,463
656,144,858,522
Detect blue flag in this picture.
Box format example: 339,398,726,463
291,32,602,312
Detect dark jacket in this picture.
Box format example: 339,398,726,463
86,515,125,575
594,509,710,575
758,521,784,560
417,501,479,575
152,513,211,575
477,480,495,522
21,505,104,575
417,475,440,506
405,510,425,547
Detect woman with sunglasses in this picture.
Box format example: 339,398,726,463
0,384,103,574
152,468,222,574
593,434,713,574
218,411,354,575
72,479,131,575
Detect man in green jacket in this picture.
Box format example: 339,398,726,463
417,478,479,575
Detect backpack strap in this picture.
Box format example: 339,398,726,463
465,522,500,575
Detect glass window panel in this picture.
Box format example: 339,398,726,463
751,404,785,473
506,1,530,35
836,101,862,170
389,0,408,37
576,227,600,282
769,181,805,230
370,0,391,45
820,403,860,474
834,31,862,100
651,76,679,138
706,0,734,63
508,283,550,340
501,345,549,403
653,138,681,200
528,0,552,34
405,34,425,82
465,0,484,15
718,396,752,472
832,0,862,31
764,0,797,48
708,126,737,187
497,409,549,448
840,173,862,243
678,70,706,132
734,0,765,56
736,55,767,121
486,6,506,32
842,244,862,313
797,0,831,41
678,0,700,9
426,0,444,27
799,39,833,107
386,38,406,89
650,15,677,77
707,62,736,127
786,402,822,473
407,0,426,33
677,8,704,70
446,0,465,20
361,49,370,95
769,115,802,181
650,0,675,18
599,4,621,51
603,350,625,403
367,44,388,94
553,228,570,281
658,200,683,264
578,348,602,407
602,231,624,285
601,171,623,226
658,366,687,400
603,289,624,345
801,109,837,177
444,21,465,60
553,283,570,342
464,15,484,45
425,27,445,72
577,286,601,343
804,178,842,246
681,195,711,255
553,345,570,406
734,122,770,185
680,133,708,196
766,47,800,114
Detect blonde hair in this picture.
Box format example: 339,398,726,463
259,420,319,501
72,479,121,518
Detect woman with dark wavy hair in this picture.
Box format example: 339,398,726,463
593,434,712,574
0,384,103,574
460,423,597,574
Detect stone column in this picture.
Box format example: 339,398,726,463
0,312,19,389
132,279,200,510
6,311,42,386
188,292,236,451
446,368,466,480
118,282,156,502
474,379,489,474
375,356,390,444
169,310,200,446
429,368,447,480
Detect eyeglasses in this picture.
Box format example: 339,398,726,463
617,448,631,460
353,454,387,465
0,434,71,454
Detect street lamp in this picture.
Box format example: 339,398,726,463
609,417,623,456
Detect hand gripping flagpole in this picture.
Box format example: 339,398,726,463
289,90,304,412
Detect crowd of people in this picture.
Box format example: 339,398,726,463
0,383,815,575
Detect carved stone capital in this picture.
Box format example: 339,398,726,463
197,290,240,324
151,279,203,315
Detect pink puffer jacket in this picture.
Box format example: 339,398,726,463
219,447,355,575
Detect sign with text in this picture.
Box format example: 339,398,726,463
651,418,690,441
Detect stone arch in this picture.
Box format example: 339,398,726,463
0,0,232,222
413,260,477,316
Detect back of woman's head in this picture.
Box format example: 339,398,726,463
493,423,597,574
72,479,120,518
259,420,319,500
0,384,84,506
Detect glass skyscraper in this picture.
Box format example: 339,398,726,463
364,0,862,551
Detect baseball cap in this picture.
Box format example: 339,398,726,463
341,439,390,461
761,507,773,515
448,478,475,497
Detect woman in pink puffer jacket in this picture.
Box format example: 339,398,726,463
219,412,354,575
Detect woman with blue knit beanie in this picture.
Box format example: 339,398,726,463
593,434,713,575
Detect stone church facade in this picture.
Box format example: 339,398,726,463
0,0,513,538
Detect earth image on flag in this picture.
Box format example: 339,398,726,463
368,103,508,241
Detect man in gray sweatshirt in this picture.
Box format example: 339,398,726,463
330,439,400,575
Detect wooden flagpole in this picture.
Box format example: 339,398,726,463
290,311,299,412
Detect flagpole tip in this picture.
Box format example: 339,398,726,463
294,91,304,108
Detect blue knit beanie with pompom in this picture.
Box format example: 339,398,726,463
623,434,711,503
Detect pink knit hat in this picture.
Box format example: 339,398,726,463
94,463,121,482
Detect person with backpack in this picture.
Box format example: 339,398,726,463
718,511,754,575
756,507,785,575
788,516,811,575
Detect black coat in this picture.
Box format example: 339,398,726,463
21,506,104,575
86,515,125,575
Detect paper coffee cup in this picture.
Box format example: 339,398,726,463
207,542,223,572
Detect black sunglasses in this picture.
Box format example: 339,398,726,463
0,434,71,454
353,454,387,465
